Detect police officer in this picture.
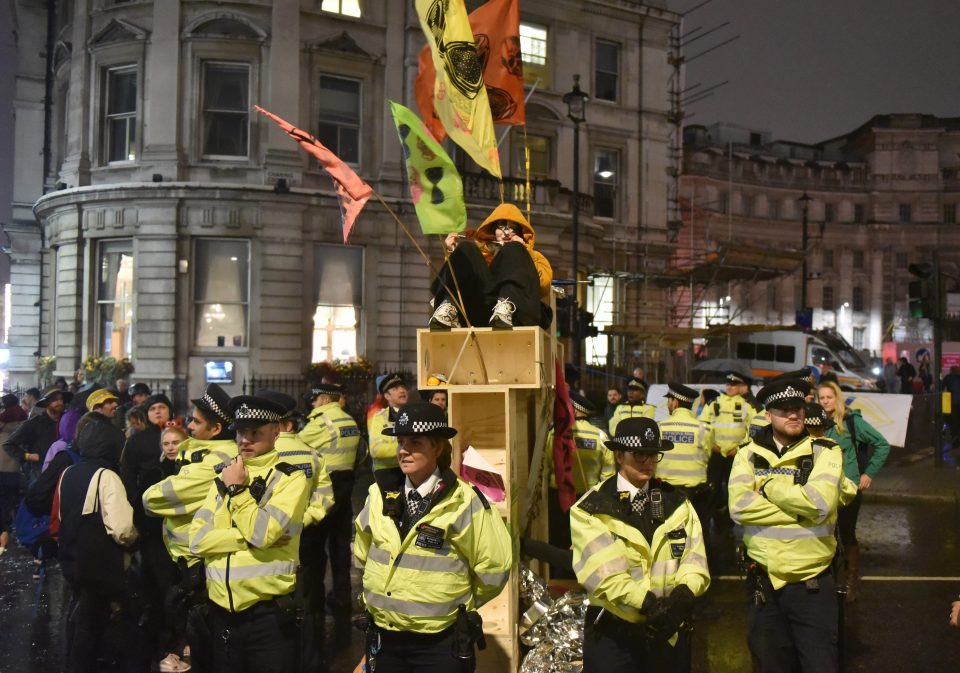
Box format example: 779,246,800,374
728,379,844,673
657,383,714,527
142,383,238,673
545,391,615,577
354,401,512,673
571,417,710,673
368,373,408,471
609,379,656,435
298,382,361,612
699,372,753,526
188,394,310,673
261,389,334,673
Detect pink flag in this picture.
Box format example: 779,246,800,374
254,105,373,243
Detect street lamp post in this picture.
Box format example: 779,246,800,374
798,192,812,312
563,75,589,370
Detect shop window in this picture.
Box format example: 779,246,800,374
97,239,134,358
313,244,363,362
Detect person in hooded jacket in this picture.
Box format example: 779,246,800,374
428,202,553,330
0,393,28,555
56,410,138,673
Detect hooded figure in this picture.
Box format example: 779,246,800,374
429,202,553,330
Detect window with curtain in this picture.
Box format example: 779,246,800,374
202,62,250,157
97,240,134,358
594,40,619,102
593,148,619,218
313,244,363,363
513,134,551,180
318,75,361,165
103,66,137,163
321,0,361,16
194,239,250,347
586,274,615,366
520,22,547,85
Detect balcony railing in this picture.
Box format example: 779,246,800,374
462,171,593,215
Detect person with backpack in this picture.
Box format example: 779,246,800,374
0,393,28,555
817,380,890,603
56,411,138,673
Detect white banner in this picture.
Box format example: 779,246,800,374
646,385,912,448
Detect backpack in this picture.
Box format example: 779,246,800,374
845,415,873,472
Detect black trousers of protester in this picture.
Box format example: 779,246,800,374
208,599,298,673
172,561,214,673
370,626,475,673
837,489,863,547
583,606,692,673
547,487,578,579
747,571,839,673
298,525,327,673
66,584,138,673
431,240,548,329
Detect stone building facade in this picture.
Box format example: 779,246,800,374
677,116,960,355
6,0,681,397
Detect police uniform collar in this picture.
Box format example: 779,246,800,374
616,473,648,500
405,468,442,499
241,448,279,468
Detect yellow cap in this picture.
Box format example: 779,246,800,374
86,389,119,411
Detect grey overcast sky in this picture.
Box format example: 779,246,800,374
673,0,960,144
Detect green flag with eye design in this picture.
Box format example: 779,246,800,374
389,101,466,235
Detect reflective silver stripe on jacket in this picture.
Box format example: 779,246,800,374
160,479,187,516
743,524,834,540
364,589,472,618
581,557,631,593
206,560,298,581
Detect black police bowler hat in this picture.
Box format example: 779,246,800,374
307,382,343,400
605,417,674,453
770,368,818,386
803,402,835,429
665,382,698,404
383,401,457,439
756,379,811,411
569,391,595,416
255,389,300,420
228,395,287,430
191,383,234,425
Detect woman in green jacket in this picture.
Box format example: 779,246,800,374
817,381,891,602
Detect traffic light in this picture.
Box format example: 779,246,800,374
908,262,935,319
578,308,599,339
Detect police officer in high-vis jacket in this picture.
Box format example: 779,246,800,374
728,378,844,673
571,417,710,673
354,401,512,673
142,382,238,673
609,379,656,436
188,395,310,673
657,382,714,527
298,381,361,612
699,371,754,525
545,391,615,577
368,373,408,471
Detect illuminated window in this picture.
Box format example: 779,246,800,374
313,244,363,363
194,239,249,348
593,149,619,218
103,66,137,163
586,274,615,366
520,22,547,85
97,240,134,358
321,0,361,17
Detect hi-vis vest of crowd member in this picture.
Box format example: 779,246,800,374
699,393,751,456
298,398,361,473
354,467,512,633
729,381,851,590
658,408,713,489
276,432,334,527
546,418,615,494
142,437,238,564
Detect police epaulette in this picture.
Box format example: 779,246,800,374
471,486,492,510
812,438,838,449
190,450,207,464
274,462,299,476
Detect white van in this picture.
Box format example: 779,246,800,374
726,328,878,391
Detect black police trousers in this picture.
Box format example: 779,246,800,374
432,239,549,329
208,598,298,673
583,606,692,673
748,572,839,673
371,626,475,673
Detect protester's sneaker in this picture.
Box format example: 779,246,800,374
154,654,191,673
489,298,516,329
429,300,461,330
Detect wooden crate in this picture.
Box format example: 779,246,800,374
416,327,554,388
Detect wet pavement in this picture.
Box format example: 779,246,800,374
4,463,960,672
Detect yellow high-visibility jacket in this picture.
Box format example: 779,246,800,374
728,427,845,589
657,408,713,488
609,402,656,436
368,407,399,471
354,467,512,634
546,419,615,493
298,402,361,472
188,449,309,612
275,432,334,527
748,407,769,440
698,394,751,456
142,437,238,565
571,476,710,630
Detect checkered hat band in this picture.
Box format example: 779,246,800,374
405,420,448,433
572,400,591,415
235,405,282,423
762,386,805,407
202,394,232,422
805,416,826,426
613,436,655,448
668,391,695,403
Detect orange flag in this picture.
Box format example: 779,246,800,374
415,0,525,143
254,105,372,244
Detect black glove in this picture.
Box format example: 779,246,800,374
646,585,695,639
